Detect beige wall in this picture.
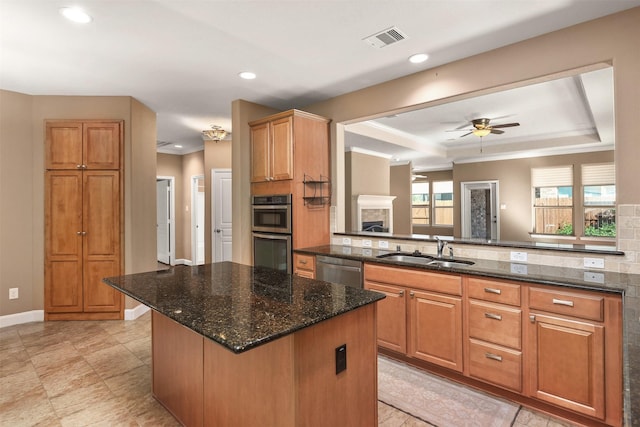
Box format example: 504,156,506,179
390,164,412,235
345,151,390,230
454,151,615,241
204,140,232,263
0,90,157,316
157,153,185,260
297,8,640,237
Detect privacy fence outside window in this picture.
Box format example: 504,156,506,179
433,181,454,226
582,163,616,237
532,166,573,235
411,182,430,225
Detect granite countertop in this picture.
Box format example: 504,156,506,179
297,245,640,427
103,261,384,353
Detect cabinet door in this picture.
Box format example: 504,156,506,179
83,171,122,312
270,116,293,181
528,313,605,419
45,122,83,170
250,122,270,182
409,290,463,372
45,171,84,312
364,281,406,353
83,122,121,169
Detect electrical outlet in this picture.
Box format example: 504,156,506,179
584,271,605,284
584,257,605,269
362,239,372,247
378,240,389,249
510,264,528,275
342,237,351,245
510,251,528,262
362,248,372,257
9,288,19,300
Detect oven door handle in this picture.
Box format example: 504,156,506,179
252,232,292,240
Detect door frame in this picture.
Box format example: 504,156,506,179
156,176,176,265
191,174,206,265
212,168,232,262
460,180,500,240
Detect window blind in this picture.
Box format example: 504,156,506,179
582,163,615,185
531,166,573,187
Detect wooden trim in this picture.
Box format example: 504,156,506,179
45,311,122,321
248,109,330,126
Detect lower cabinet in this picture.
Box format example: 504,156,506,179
365,263,622,427
293,253,315,278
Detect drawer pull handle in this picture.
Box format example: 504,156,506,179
484,287,501,295
485,353,503,362
484,312,502,321
552,298,574,307
299,260,307,265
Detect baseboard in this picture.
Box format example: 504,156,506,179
174,259,193,266
124,304,151,320
0,310,45,328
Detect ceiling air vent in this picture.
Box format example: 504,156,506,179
156,140,172,148
363,26,408,48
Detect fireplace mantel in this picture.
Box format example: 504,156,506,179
354,195,396,234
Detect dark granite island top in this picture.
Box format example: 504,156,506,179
103,261,385,353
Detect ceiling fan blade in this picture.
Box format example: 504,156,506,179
446,128,472,132
459,132,473,138
490,129,505,134
490,122,520,129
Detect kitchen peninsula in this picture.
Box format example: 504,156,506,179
103,262,385,426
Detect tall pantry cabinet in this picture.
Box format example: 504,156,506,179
45,120,124,320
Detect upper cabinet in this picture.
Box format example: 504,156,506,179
250,115,293,182
46,121,122,170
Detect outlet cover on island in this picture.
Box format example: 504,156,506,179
510,251,528,262
584,257,605,269
9,288,19,299
378,240,389,249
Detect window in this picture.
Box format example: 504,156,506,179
532,166,573,235
411,182,430,224
433,181,453,226
582,163,616,237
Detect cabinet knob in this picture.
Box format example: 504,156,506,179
398,290,404,297
529,314,536,323
409,291,415,298
76,231,86,236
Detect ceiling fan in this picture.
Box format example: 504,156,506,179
449,118,520,138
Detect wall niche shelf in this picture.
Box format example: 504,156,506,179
302,174,331,206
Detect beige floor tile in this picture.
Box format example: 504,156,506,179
58,396,135,427
83,343,144,380
49,380,115,419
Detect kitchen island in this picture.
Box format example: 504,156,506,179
103,261,385,427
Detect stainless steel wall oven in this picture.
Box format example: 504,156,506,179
252,194,293,273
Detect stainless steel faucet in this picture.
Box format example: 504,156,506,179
436,237,447,258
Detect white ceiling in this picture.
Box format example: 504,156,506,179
1,1,637,156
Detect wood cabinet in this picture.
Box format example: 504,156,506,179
364,263,462,371
45,120,123,320
293,253,316,279
527,286,622,424
249,110,331,250
250,116,293,182
465,277,523,392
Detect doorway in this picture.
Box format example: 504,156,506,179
461,181,499,240
192,175,205,265
156,177,175,265
212,169,232,262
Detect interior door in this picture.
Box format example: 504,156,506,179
461,181,499,240
212,169,233,262
157,179,170,264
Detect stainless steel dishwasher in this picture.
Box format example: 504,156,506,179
315,256,363,289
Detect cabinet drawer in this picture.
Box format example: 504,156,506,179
294,254,315,272
468,300,522,350
365,263,461,296
468,339,522,392
529,287,604,322
467,277,520,306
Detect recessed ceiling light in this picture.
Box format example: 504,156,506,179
409,53,429,64
239,71,256,80
59,7,92,24
174,144,183,148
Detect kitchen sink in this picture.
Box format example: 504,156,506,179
376,252,474,268
427,259,475,268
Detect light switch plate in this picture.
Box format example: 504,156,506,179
342,237,352,246
378,240,389,249
362,239,372,247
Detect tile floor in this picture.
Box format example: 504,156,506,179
1,311,576,426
